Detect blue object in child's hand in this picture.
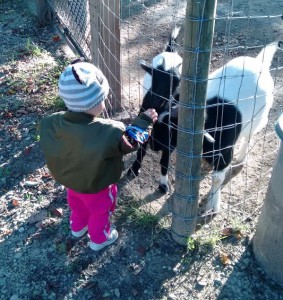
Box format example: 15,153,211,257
126,125,150,144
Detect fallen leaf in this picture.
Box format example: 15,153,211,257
4,112,13,118
1,229,12,236
23,146,32,156
221,227,233,237
7,89,16,95
11,199,20,207
52,35,60,42
41,172,52,179
235,231,244,239
51,207,63,217
47,217,58,225
220,252,231,266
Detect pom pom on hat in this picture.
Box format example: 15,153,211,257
58,62,109,112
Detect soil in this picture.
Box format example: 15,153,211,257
1,0,283,300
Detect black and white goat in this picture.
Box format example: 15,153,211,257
128,28,182,190
129,29,282,214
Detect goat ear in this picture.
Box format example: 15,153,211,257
139,60,153,74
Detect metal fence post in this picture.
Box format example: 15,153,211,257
253,114,283,287
171,0,217,245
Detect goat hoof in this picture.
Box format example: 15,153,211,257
158,184,168,193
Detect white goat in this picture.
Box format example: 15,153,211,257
204,41,282,214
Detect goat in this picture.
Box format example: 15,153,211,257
203,41,282,214
129,31,282,214
128,28,182,192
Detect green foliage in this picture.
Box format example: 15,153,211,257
186,230,224,253
26,38,44,57
187,236,197,251
128,207,159,228
231,219,249,234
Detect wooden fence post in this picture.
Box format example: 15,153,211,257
89,0,121,112
171,0,217,245
253,114,283,287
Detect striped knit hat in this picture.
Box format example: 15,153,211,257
58,62,109,112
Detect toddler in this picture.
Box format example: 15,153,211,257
39,59,157,251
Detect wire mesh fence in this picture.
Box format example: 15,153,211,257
28,0,283,243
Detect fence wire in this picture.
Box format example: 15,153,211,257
46,0,91,59
27,0,283,238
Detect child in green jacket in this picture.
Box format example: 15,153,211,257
40,60,157,251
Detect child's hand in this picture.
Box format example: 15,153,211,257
144,109,158,123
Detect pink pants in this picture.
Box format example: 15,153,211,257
67,184,117,244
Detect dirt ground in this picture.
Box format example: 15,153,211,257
1,0,283,299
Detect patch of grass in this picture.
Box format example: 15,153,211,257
186,230,224,253
187,236,198,252
127,206,160,228
186,220,249,254
199,232,223,250
36,60,69,110
25,38,44,57
231,219,249,234
32,134,40,142
2,52,69,110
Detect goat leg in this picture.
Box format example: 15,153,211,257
127,141,148,177
158,149,171,193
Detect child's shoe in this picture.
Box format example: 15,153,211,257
89,228,118,251
71,226,88,238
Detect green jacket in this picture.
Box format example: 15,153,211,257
39,110,152,193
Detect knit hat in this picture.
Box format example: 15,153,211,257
58,62,109,112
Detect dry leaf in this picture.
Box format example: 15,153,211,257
220,252,231,266
221,227,232,236
23,146,32,156
2,229,12,236
235,231,244,239
51,207,63,217
12,199,20,207
4,112,13,118
52,35,60,42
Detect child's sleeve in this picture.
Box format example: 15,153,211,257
120,112,154,154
